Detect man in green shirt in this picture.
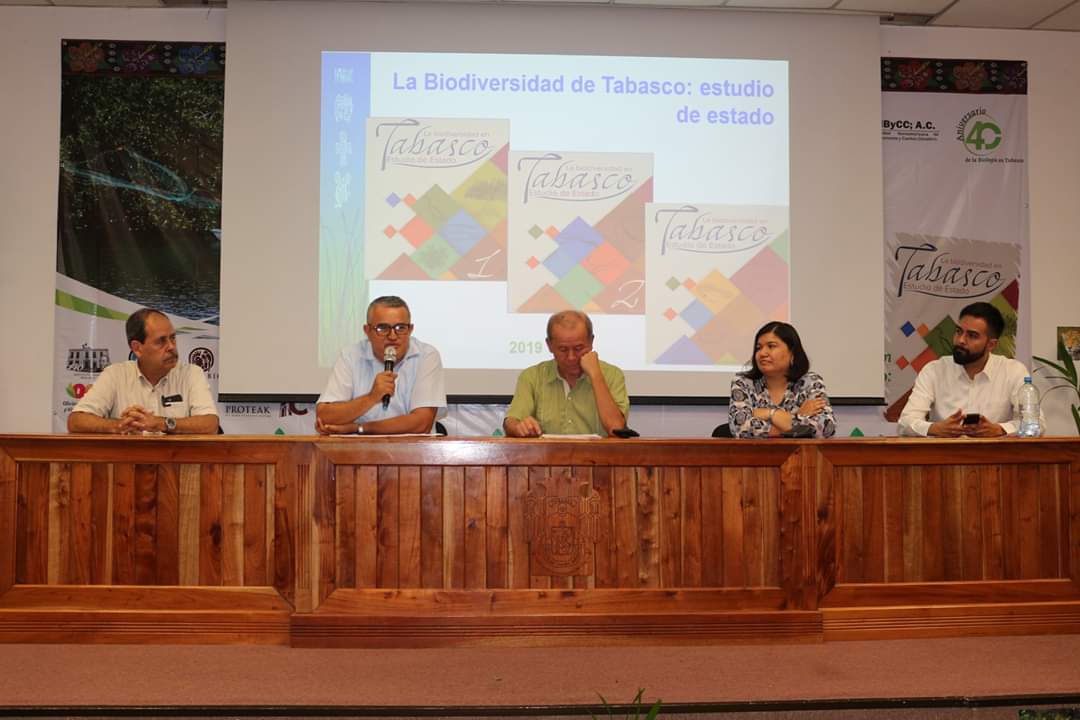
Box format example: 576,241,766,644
503,311,629,437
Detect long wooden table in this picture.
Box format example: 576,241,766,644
1,435,1078,646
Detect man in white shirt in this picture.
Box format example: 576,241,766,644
316,296,446,435
898,302,1031,438
68,308,219,435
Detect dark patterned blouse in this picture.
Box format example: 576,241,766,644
728,371,837,438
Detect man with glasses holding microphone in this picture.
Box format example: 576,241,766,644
316,296,446,435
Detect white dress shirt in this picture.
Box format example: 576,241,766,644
898,352,1032,437
72,361,218,420
318,337,446,422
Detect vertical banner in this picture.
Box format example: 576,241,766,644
881,59,1029,420
54,40,225,431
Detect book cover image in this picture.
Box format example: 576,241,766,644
365,117,509,281
507,151,653,314
645,203,789,365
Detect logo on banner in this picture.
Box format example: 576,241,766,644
65,344,110,374
280,403,309,417
881,118,940,143
65,383,93,399
957,107,1002,156
894,241,1007,300
224,404,272,416
188,347,215,372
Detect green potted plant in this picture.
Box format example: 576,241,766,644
1033,335,1080,435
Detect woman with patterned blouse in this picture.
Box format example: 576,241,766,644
727,321,836,438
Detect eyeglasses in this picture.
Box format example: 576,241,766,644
371,323,413,336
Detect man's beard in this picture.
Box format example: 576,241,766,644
952,346,983,366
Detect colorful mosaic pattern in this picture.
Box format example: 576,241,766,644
884,279,1020,420
62,40,226,78
376,144,508,281
881,58,1027,95
653,233,789,365
514,179,651,314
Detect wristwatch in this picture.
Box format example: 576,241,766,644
767,407,777,424
164,417,177,434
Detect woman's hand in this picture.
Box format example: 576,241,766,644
798,396,828,416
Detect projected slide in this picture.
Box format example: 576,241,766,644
319,51,788,376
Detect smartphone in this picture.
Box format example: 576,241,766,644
962,412,980,425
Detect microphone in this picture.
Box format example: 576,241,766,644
381,346,397,410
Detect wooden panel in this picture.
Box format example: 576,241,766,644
16,463,49,585
840,467,863,583
0,585,291,645
244,464,269,586
572,465,593,591
636,466,660,589
981,464,1004,580
398,466,422,589
5,435,1080,649
67,463,92,585
221,465,245,587
47,463,71,585
882,466,904,583
90,464,113,585
901,467,923,582
778,452,806,609
355,466,377,589
721,467,744,587
742,468,763,587
313,460,335,603
612,467,637,589
1032,468,1058,578
155,464,179,586
549,467,574,590
335,465,356,590
700,467,723,587
0,451,17,594
921,466,944,582
941,466,962,581
1071,461,1080,584
860,467,884,584
959,465,983,581
485,466,508,590
463,466,486,589
527,466,551,589
1039,464,1062,579
271,459,295,604
443,466,465,589
376,466,399,588
507,466,529,590
761,467,779,588
659,467,681,588
295,458,315,612
178,464,201,586
682,467,703,588
1001,464,1021,579
112,463,135,585
420,466,443,589
132,464,158,586
199,463,223,586
1017,464,1041,579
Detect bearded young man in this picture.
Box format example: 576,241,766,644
898,302,1036,438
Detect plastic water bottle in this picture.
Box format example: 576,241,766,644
1017,376,1042,437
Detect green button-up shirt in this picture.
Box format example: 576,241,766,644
506,359,629,436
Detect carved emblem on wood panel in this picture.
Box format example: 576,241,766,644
524,480,600,576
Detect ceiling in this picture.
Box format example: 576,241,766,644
2,0,1080,32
